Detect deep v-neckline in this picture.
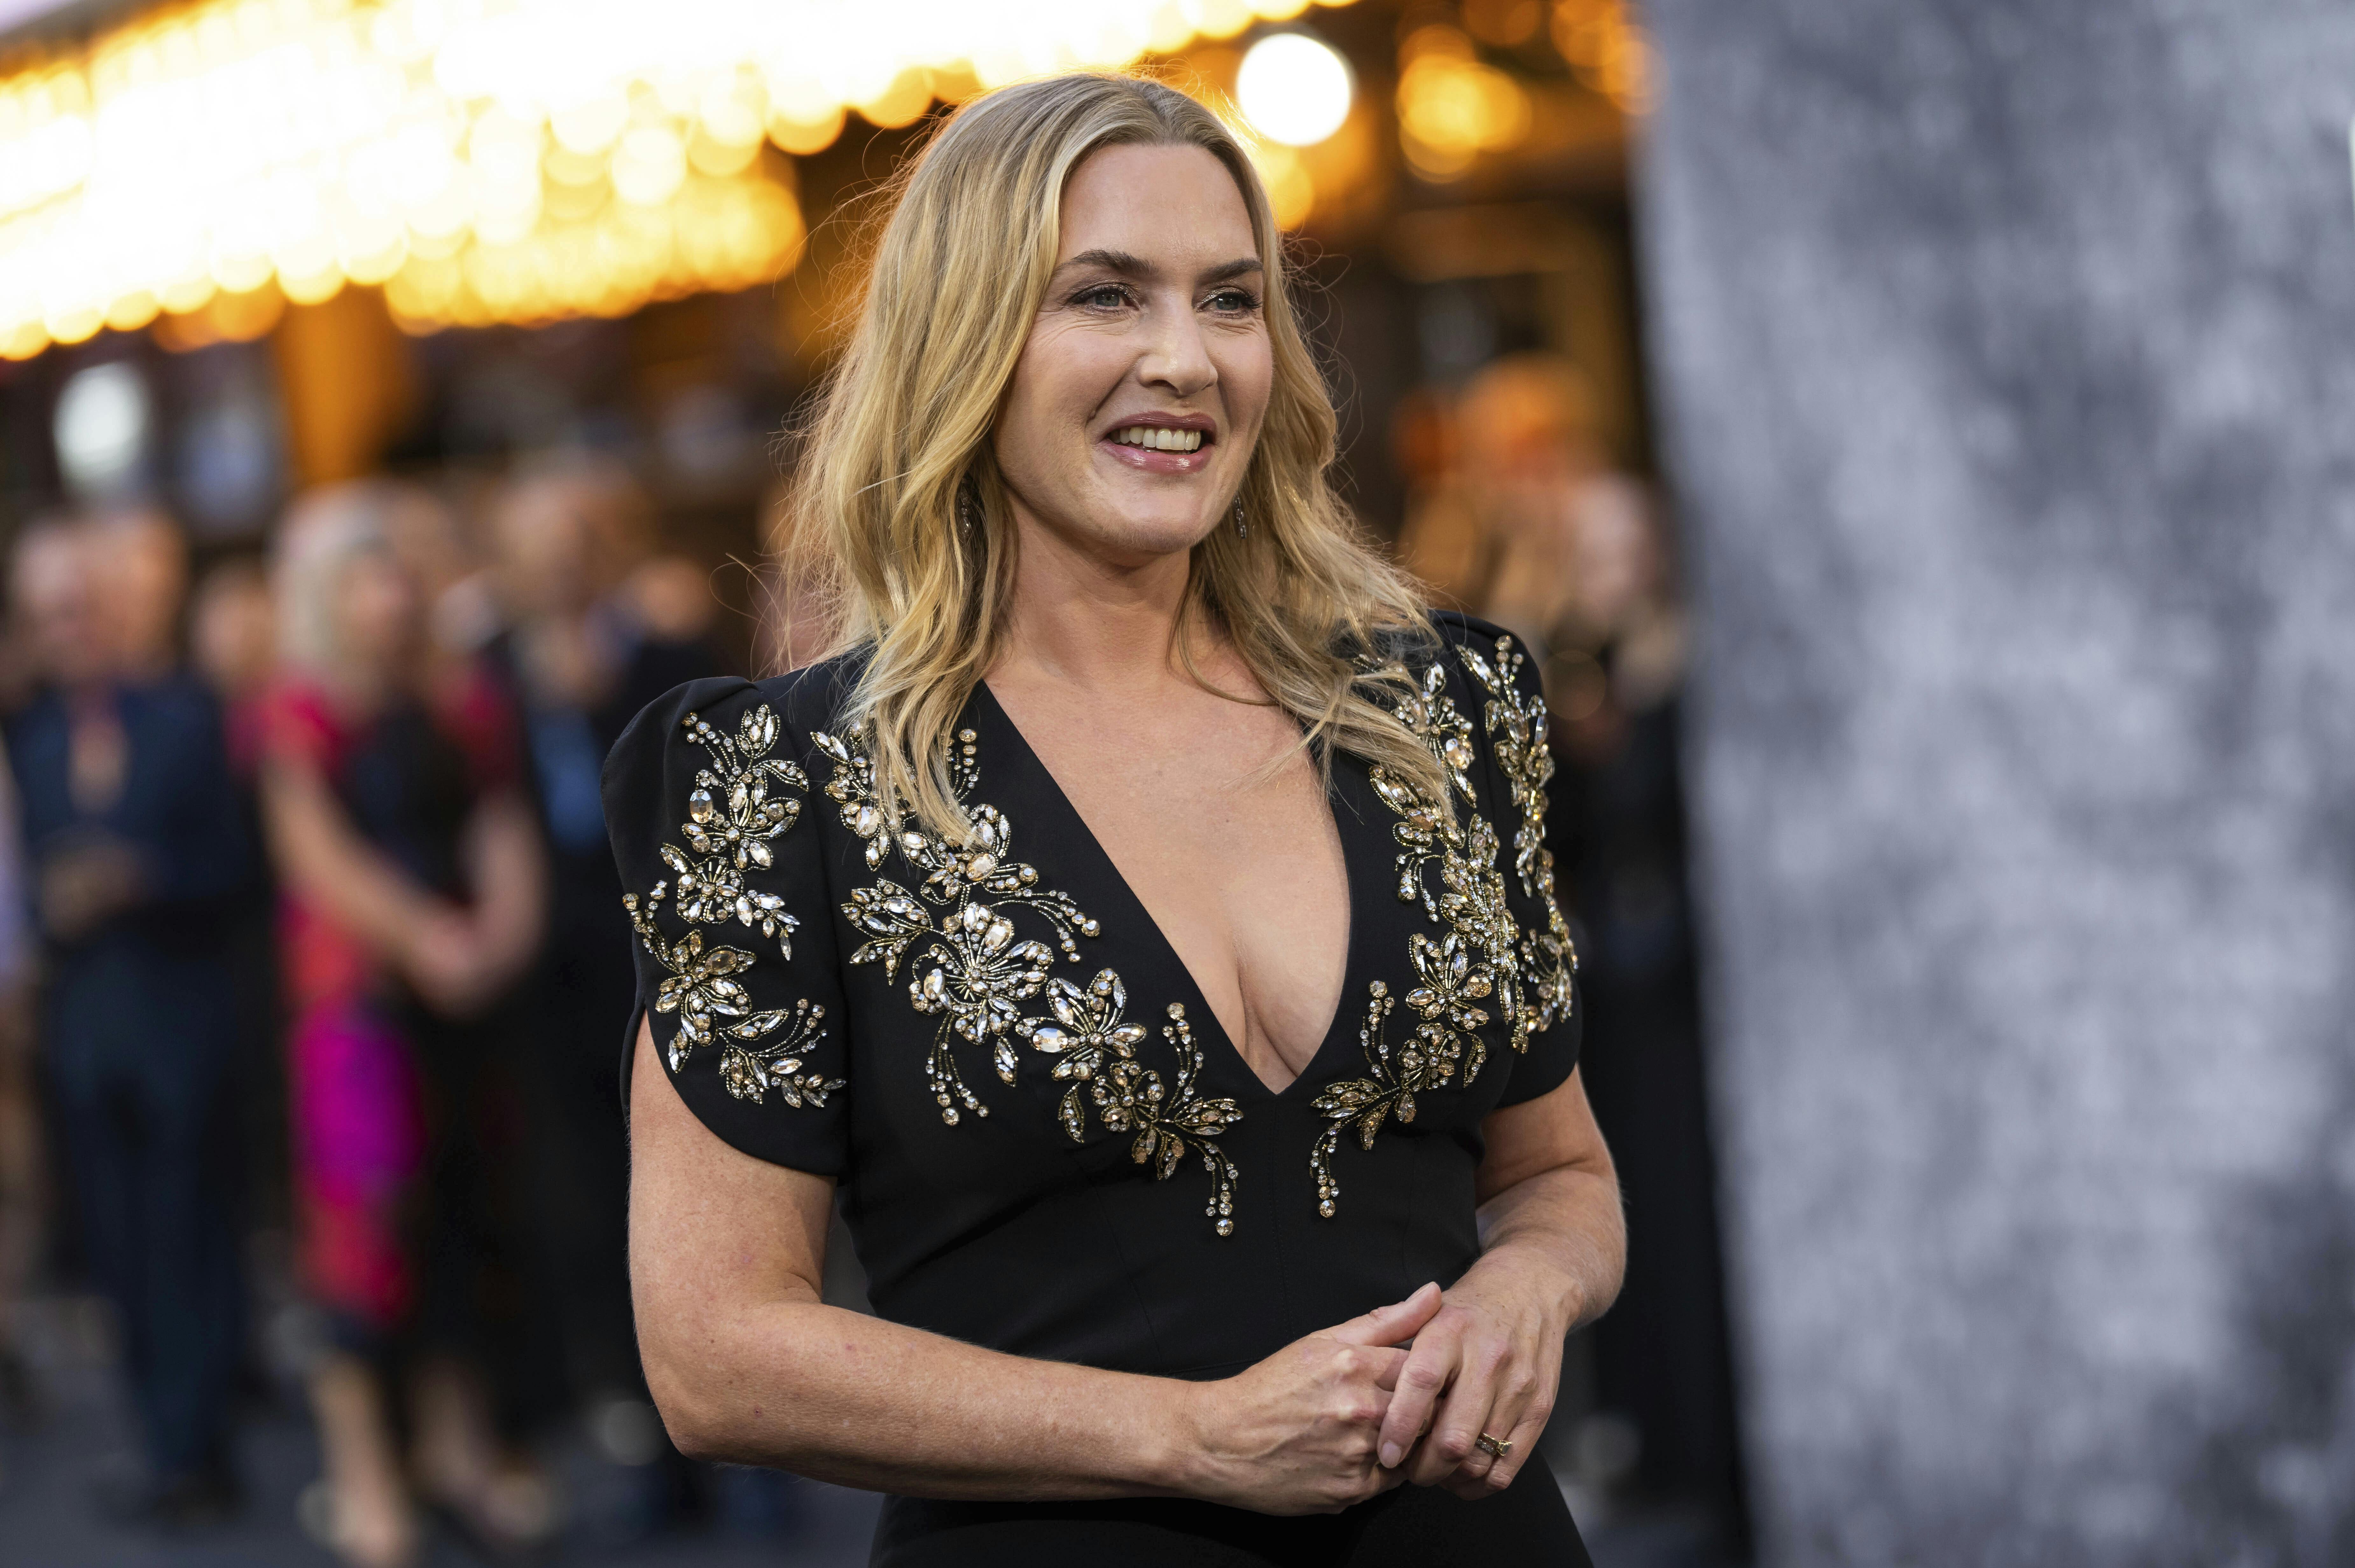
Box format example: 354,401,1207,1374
969,679,1364,1103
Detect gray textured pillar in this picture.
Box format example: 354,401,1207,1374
1635,3,2355,1562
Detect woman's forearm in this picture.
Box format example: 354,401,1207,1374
640,1288,1206,1500
457,792,544,986
1470,1162,1625,1332
258,761,447,957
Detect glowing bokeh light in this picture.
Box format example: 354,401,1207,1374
1234,31,1351,147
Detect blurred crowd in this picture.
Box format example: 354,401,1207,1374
0,458,725,1565
1397,354,1742,1533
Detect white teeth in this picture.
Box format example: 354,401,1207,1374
1113,425,1203,452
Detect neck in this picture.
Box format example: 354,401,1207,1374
992,509,1207,694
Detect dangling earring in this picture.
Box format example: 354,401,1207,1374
957,477,982,533
1232,497,1248,539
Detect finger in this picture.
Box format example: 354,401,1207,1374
1454,1354,1538,1493
1327,1282,1443,1348
1473,1403,1552,1495
1377,1322,1459,1471
1407,1335,1506,1487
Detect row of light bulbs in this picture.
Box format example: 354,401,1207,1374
0,0,1358,359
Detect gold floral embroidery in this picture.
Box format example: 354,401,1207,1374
624,703,841,1110
1132,1006,1242,1236
912,902,1056,1089
1311,981,1460,1218
812,722,1240,1234
1309,633,1581,1216
820,725,1101,1122
1028,967,1152,1139
664,703,807,958
1033,975,1240,1235
1364,671,1526,1067
1455,637,1580,1035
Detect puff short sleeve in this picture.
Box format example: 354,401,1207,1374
604,675,849,1175
1456,624,1585,1108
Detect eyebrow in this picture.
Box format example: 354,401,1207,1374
1053,248,1265,285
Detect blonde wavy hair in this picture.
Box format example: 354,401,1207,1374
784,71,1444,839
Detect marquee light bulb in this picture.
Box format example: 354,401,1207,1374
0,0,1369,346
1235,31,1352,147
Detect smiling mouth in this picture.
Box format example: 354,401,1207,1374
1110,425,1208,453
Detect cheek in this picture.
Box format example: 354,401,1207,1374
1220,336,1277,437
1002,328,1128,463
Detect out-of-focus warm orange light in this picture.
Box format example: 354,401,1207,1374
1550,0,1651,114
1395,29,1533,179
859,69,934,131
1251,144,1316,229
0,0,1366,349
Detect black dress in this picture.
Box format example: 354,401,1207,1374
604,612,1591,1567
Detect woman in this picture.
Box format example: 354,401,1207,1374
261,483,550,1567
488,460,719,1501
613,74,1625,1565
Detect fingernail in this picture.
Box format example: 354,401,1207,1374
1380,1444,1401,1469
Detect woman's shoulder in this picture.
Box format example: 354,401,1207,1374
256,675,351,769
602,652,866,793
1421,607,1516,662
1364,608,1531,697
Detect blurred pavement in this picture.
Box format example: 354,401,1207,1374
0,1294,1729,1567
0,1295,883,1568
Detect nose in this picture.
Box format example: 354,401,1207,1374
1135,296,1217,401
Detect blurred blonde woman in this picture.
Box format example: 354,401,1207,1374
260,482,548,1567
614,73,1622,1564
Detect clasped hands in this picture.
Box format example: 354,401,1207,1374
1178,1258,1574,1516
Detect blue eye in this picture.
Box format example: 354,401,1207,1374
1205,289,1260,314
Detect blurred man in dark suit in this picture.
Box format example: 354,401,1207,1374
7,513,254,1526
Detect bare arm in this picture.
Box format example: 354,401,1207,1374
1471,1063,1626,1325
628,1016,1439,1512
261,760,545,1017
1376,1067,1625,1496
421,789,545,1013
258,754,450,959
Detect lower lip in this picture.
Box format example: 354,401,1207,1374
1100,436,1215,474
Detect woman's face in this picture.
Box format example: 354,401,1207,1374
994,143,1274,566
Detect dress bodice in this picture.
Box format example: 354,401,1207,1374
604,610,1581,1378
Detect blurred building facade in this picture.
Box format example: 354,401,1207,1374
1642,2,2355,1563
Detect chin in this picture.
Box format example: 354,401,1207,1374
1079,508,1220,562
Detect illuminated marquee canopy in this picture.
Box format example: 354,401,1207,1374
0,0,1356,359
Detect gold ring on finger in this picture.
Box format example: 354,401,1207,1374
1474,1432,1512,1461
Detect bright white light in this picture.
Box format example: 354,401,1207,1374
55,360,150,500
1236,32,1352,147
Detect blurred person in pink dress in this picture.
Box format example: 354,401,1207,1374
259,481,550,1568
